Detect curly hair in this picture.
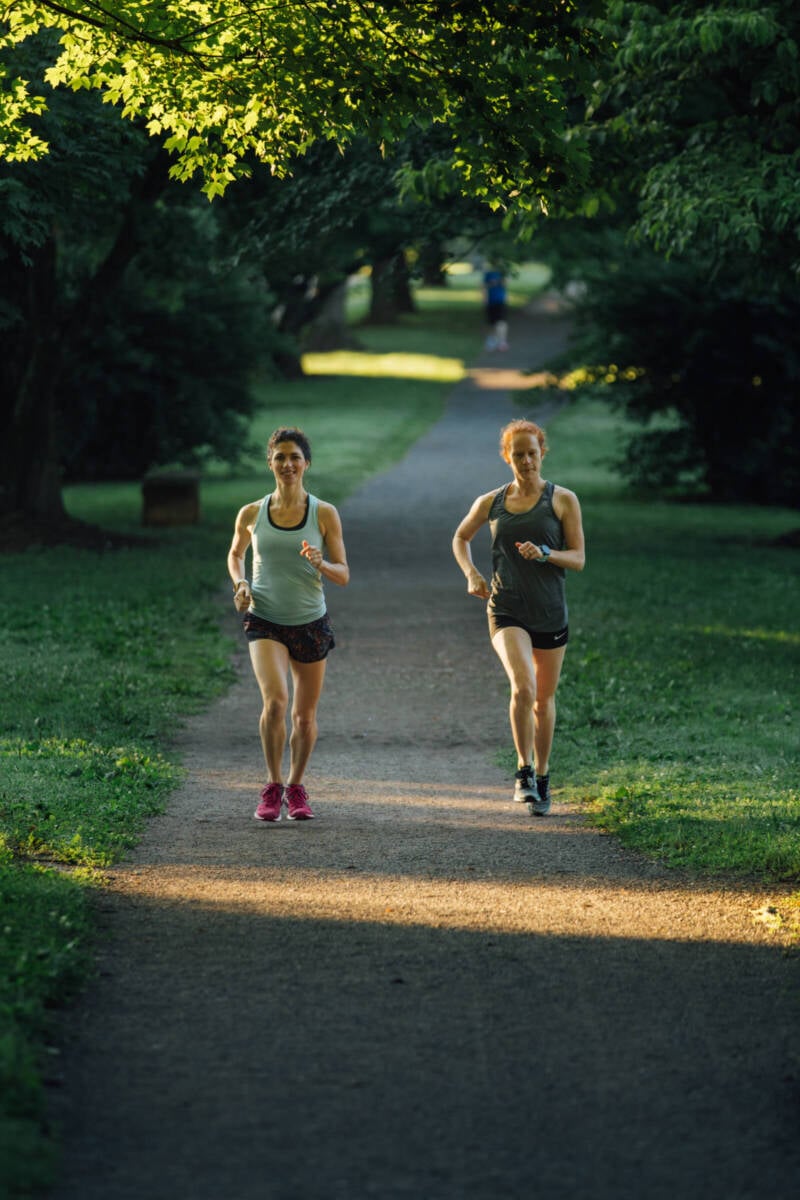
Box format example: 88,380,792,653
267,426,312,464
499,419,547,462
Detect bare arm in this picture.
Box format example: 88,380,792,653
302,502,350,587
452,492,496,599
227,502,259,611
515,487,586,572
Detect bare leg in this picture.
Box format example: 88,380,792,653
287,657,327,785
248,639,290,781
491,627,537,768
531,646,567,777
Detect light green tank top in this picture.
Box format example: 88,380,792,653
249,493,326,626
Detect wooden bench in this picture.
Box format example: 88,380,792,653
141,471,200,526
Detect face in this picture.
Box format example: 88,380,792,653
268,440,309,484
505,432,543,478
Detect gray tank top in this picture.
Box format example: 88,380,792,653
487,481,567,632
249,493,326,625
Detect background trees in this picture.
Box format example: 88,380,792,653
535,0,800,503
1,4,604,526
590,0,800,279
2,2,798,520
0,59,278,519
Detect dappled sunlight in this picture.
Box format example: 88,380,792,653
301,350,574,393
136,788,775,947
302,350,465,382
115,862,769,944
201,772,607,828
467,367,559,391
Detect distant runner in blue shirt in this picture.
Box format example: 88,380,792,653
483,267,509,352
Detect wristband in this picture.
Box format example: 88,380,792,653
233,579,248,593
536,544,551,564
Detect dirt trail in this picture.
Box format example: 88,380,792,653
48,303,800,1200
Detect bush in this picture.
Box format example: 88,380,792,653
565,248,800,504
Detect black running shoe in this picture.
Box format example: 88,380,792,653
528,774,551,817
513,765,536,803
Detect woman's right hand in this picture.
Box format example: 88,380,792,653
467,568,490,600
233,582,251,612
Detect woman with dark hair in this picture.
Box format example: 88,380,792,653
227,427,349,822
452,419,585,816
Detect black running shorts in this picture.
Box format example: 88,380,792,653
488,612,569,650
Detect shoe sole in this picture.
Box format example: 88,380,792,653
514,791,536,803
286,811,314,821
254,811,282,822
526,800,551,817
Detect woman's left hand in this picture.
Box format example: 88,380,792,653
515,540,543,562
300,539,323,569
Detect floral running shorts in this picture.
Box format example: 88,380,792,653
242,610,336,663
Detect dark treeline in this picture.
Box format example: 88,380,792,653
2,2,799,522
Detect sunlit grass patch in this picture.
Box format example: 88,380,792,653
301,349,466,382
0,737,177,867
583,768,800,880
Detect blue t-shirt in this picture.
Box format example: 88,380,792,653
484,270,506,305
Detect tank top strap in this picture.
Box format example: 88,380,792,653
488,485,508,518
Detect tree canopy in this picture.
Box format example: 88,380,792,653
587,0,800,279
0,1,603,207
3,1,799,522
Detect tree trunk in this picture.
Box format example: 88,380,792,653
0,152,173,526
273,274,356,375
418,241,448,287
0,236,65,521
367,252,415,323
304,281,360,351
393,255,416,314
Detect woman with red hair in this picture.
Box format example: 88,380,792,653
452,419,585,815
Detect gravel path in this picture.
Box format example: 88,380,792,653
48,303,800,1200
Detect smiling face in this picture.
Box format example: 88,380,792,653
268,440,309,486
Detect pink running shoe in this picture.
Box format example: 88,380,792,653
254,782,284,822
286,783,314,820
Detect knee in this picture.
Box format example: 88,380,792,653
263,693,288,721
534,690,556,714
292,709,317,736
512,681,536,709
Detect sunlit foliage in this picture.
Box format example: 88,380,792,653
0,1,604,208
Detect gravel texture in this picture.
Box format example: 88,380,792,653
47,302,800,1200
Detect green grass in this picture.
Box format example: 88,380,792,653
0,851,92,1195
509,392,800,881
0,287,500,1198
